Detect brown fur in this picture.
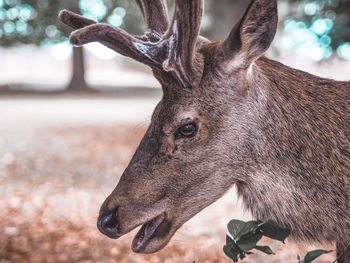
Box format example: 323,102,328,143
58,0,350,260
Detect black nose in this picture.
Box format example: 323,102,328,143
97,208,120,239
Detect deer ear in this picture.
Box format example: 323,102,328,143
219,0,278,69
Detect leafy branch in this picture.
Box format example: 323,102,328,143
223,219,332,263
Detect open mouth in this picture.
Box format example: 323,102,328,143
131,213,167,252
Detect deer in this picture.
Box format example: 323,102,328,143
58,0,350,261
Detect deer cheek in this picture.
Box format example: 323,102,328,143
154,136,177,160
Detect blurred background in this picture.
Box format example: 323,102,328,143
0,0,349,262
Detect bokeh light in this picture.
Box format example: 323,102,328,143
282,0,349,61
0,8,6,20
282,18,334,61
113,7,126,18
3,21,15,35
337,43,350,60
45,25,59,39
85,42,117,60
304,2,319,16
50,41,72,60
18,4,36,21
4,0,19,7
108,14,123,27
6,7,18,20
311,18,333,35
79,0,107,22
16,20,27,35
0,3,36,39
107,7,126,27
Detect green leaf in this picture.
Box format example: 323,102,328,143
234,221,260,240
227,220,246,238
236,231,263,251
258,220,291,243
223,235,242,262
300,249,333,263
223,245,239,262
228,220,262,251
254,245,275,255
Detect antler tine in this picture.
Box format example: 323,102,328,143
135,0,169,35
58,10,96,30
162,0,204,88
69,23,164,69
58,10,167,69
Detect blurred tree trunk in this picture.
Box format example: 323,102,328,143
208,0,248,41
65,1,89,92
67,47,88,91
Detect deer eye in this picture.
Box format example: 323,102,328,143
176,123,197,139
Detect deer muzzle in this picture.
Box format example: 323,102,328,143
97,207,121,239
97,194,175,253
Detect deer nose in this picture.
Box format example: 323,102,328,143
97,208,120,239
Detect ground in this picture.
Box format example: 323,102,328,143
0,95,336,263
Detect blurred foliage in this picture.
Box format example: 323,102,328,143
0,0,214,49
0,0,66,46
104,0,144,35
0,0,148,47
283,0,350,60
0,0,170,47
0,0,349,60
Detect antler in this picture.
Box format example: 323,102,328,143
58,0,204,88
161,0,204,87
135,0,169,35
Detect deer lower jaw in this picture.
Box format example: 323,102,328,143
131,213,171,253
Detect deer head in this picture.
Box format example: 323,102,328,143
58,0,281,253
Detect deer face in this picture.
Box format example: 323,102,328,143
98,71,244,252
59,0,277,253
96,60,267,252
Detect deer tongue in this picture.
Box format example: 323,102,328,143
132,213,166,252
